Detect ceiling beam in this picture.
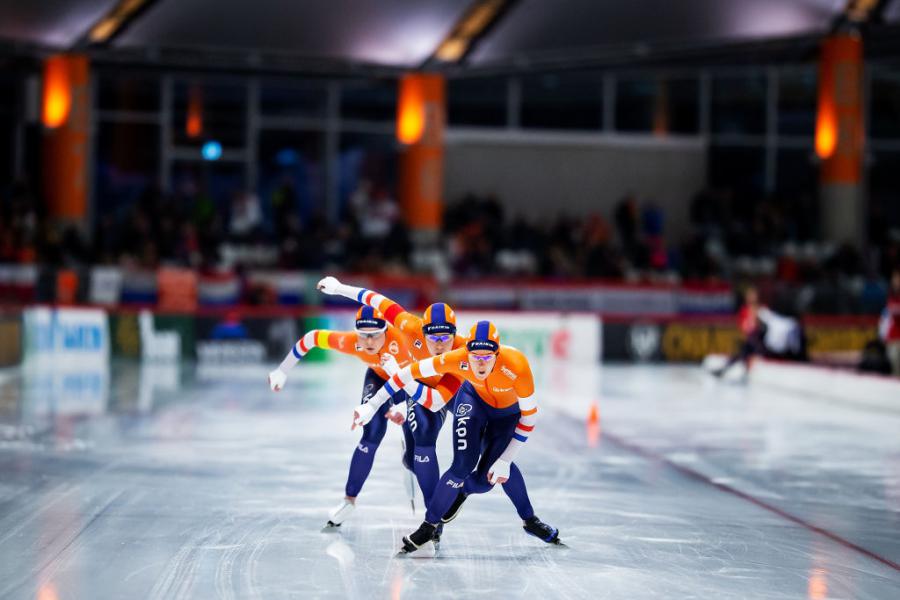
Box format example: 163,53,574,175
832,0,894,32
74,0,161,49
421,0,518,69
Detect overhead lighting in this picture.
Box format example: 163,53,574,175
844,0,880,23
87,0,151,44
435,39,468,63
431,0,510,64
202,141,223,161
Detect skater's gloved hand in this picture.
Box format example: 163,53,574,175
381,353,400,376
488,459,511,485
316,276,341,295
386,405,406,425
352,402,377,430
268,368,287,392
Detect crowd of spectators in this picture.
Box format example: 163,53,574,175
443,189,899,316
0,175,411,276
2,175,899,315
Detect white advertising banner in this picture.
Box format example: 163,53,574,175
24,307,110,364
457,311,601,364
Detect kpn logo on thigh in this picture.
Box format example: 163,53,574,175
455,403,473,417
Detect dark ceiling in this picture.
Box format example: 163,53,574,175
0,0,898,71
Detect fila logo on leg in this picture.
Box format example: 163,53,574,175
414,454,430,463
446,479,464,488
357,444,370,453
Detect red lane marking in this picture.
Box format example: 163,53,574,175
602,431,900,573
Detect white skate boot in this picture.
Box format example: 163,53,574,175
326,498,355,528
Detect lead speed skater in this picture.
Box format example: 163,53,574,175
353,320,563,556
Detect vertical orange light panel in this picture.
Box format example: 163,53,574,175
815,34,863,183
42,54,90,221
42,56,71,128
397,76,425,145
186,85,203,138
397,73,445,231
653,79,669,137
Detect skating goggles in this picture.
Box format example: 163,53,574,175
468,352,496,363
357,330,386,339
425,334,453,343
355,324,387,338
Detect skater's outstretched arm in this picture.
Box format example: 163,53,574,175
268,329,355,391
317,276,421,331
380,354,461,404
352,351,464,428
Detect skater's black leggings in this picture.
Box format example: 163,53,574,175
724,327,767,370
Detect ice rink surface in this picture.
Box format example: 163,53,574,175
1,358,899,599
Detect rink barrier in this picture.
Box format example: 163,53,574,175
0,304,882,368
601,315,879,363
0,309,22,367
750,358,900,412
22,307,110,364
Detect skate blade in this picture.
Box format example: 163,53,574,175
395,540,436,558
321,521,342,533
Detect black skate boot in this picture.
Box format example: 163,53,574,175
432,522,444,545
398,522,437,557
441,492,468,523
523,515,564,546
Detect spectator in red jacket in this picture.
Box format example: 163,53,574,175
879,269,900,376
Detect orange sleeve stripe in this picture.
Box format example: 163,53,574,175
391,373,404,389
299,337,310,353
516,423,535,432
410,363,423,379
422,388,433,409
363,291,376,305
521,407,538,416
